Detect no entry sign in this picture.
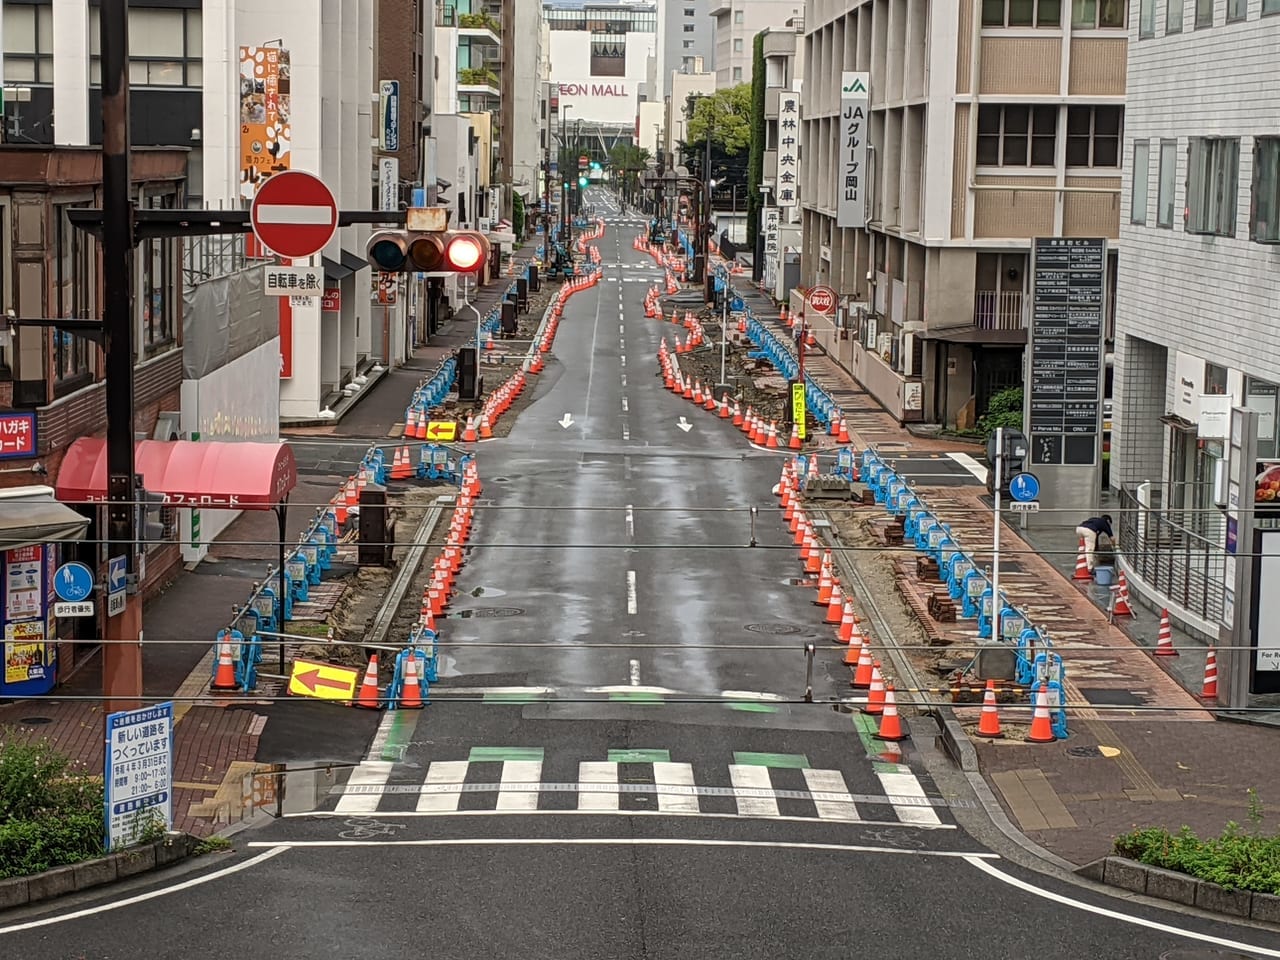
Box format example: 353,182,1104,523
807,285,837,315
250,171,339,260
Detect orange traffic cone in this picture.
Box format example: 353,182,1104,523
836,417,851,444
210,641,239,691
766,421,780,448
815,554,834,606
874,683,909,741
405,407,418,440
354,655,381,709
843,640,861,667
718,395,731,419
1155,608,1178,656
1113,571,1134,617
788,422,802,450
837,601,856,644
974,679,1003,739
398,654,424,709
825,580,845,624
462,414,478,443
479,412,494,440
851,641,874,688
1073,538,1092,580
1026,684,1057,743
865,661,886,715
1201,647,1218,700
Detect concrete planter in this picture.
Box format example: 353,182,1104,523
0,833,198,912
1079,856,1280,923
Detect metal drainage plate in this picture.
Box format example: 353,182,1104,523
19,717,53,725
452,607,525,619
1065,745,1103,759
744,623,804,636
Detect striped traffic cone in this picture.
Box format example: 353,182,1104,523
1113,571,1134,617
1155,608,1178,656
1026,684,1057,743
864,662,886,715
1201,647,1218,700
974,679,1003,739
874,683,909,742
850,640,874,689
1073,538,1092,580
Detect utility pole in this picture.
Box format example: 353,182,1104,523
543,83,553,262
100,0,142,710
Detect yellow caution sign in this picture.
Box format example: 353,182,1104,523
288,658,360,701
425,420,457,442
791,383,807,441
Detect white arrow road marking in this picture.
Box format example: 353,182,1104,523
559,413,575,428
677,417,693,432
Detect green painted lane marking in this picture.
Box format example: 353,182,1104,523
468,746,545,763
378,709,421,762
728,702,780,713
608,749,672,763
733,751,810,769
608,691,663,704
852,713,909,774
482,692,538,704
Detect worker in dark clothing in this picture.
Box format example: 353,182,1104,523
1076,514,1114,572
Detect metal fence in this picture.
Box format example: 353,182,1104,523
183,233,269,287
1116,485,1226,621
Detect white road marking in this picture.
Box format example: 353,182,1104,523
287,808,956,828
621,396,629,412
622,423,630,441
578,761,621,811
877,770,943,826
804,769,861,822
620,354,626,368
730,764,781,818
625,504,634,539
496,760,543,811
366,709,401,759
653,761,700,813
629,658,641,686
965,856,1280,958
583,278,603,422
946,452,989,484
620,373,627,387
619,323,625,333
416,760,470,812
334,761,394,814
0,847,290,936
626,570,638,614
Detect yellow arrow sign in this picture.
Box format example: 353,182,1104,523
287,658,360,702
425,420,457,442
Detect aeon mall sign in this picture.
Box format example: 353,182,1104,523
558,82,628,97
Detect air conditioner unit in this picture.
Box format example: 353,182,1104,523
903,332,918,377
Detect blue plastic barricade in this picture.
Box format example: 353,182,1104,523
948,554,975,602
286,552,310,605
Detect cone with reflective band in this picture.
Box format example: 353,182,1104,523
1201,646,1218,700
211,641,239,691
398,654,424,709
874,683,909,742
462,414,478,443
718,395,731,418
851,641,874,688
974,679,1004,739
1155,608,1178,656
843,637,862,666
837,417,851,444
788,421,803,450
1026,684,1057,743
837,600,857,644
1113,570,1134,617
825,580,845,624
815,553,834,605
864,661,886,715
732,401,744,426
355,655,381,709
1073,537,1091,580
766,421,780,448
804,534,822,574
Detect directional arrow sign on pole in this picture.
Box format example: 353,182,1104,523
558,413,575,428
250,171,340,260
676,417,693,433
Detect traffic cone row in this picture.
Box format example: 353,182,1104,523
459,370,528,444
528,233,606,376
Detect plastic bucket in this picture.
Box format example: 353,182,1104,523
1093,565,1115,586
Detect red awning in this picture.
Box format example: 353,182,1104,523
55,439,298,510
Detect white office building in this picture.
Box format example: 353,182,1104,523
710,0,801,87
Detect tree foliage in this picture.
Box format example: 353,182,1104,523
684,85,753,157
608,143,651,206
746,32,766,247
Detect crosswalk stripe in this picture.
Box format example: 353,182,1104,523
652,761,699,812
496,760,543,811
877,770,943,826
729,764,780,818
416,760,469,812
334,761,394,814
803,768,861,821
578,761,620,811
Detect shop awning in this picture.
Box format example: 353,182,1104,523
54,439,298,510
0,487,89,551
323,256,353,282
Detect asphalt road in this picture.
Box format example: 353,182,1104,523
6,190,1278,959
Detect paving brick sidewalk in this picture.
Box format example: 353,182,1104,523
728,275,1280,868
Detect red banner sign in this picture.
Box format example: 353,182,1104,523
321,288,341,312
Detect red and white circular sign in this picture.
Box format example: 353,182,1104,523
250,171,339,260
807,285,837,315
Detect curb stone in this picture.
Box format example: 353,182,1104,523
0,833,199,912
1079,856,1280,924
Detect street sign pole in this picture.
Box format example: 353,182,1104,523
991,427,1004,648
720,281,728,386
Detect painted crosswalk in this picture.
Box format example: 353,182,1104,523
329,749,953,827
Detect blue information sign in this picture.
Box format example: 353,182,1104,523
53,561,94,603
1009,472,1041,503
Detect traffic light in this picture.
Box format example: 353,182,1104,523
365,229,491,274
578,176,588,189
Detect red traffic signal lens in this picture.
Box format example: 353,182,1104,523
446,235,485,272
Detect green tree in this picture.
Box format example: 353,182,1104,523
746,32,766,247
684,84,753,157
608,143,652,207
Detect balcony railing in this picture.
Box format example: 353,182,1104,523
1116,485,1226,623
458,11,501,33
183,233,270,287
973,289,1024,330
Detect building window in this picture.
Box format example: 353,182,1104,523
1130,140,1150,224
684,6,696,14
1071,0,1127,26
2,2,54,83
1253,137,1280,243
1157,139,1177,227
976,104,1057,167
683,40,695,48
1265,0,1280,14
53,207,95,393
1226,0,1246,19
733,38,743,51
1185,137,1238,236
590,34,627,77
734,10,744,23
1167,0,1184,31
1195,0,1214,27
142,196,176,353
1066,105,1122,167
1138,0,1156,35
89,6,203,87
684,23,695,31
733,67,743,81
981,0,1063,26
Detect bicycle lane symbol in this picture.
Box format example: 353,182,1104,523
338,817,407,840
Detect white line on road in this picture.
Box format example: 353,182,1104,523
629,659,641,686
284,808,956,828
965,857,1280,958
626,570,637,614
620,373,627,387
619,322,625,333
622,423,630,441
621,396,629,412
334,761,395,814
946,452,989,484
619,354,626,368
653,762,700,813
578,761,620,811
497,760,543,811
416,759,470,812
0,846,290,936
625,504,634,539
730,764,781,818
803,769,861,822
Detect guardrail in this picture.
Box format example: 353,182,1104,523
1116,485,1225,623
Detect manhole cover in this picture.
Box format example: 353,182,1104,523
1066,745,1102,759
744,623,804,635
453,607,525,619
19,717,52,725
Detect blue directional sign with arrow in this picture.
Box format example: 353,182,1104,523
53,562,95,603
1009,472,1040,503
